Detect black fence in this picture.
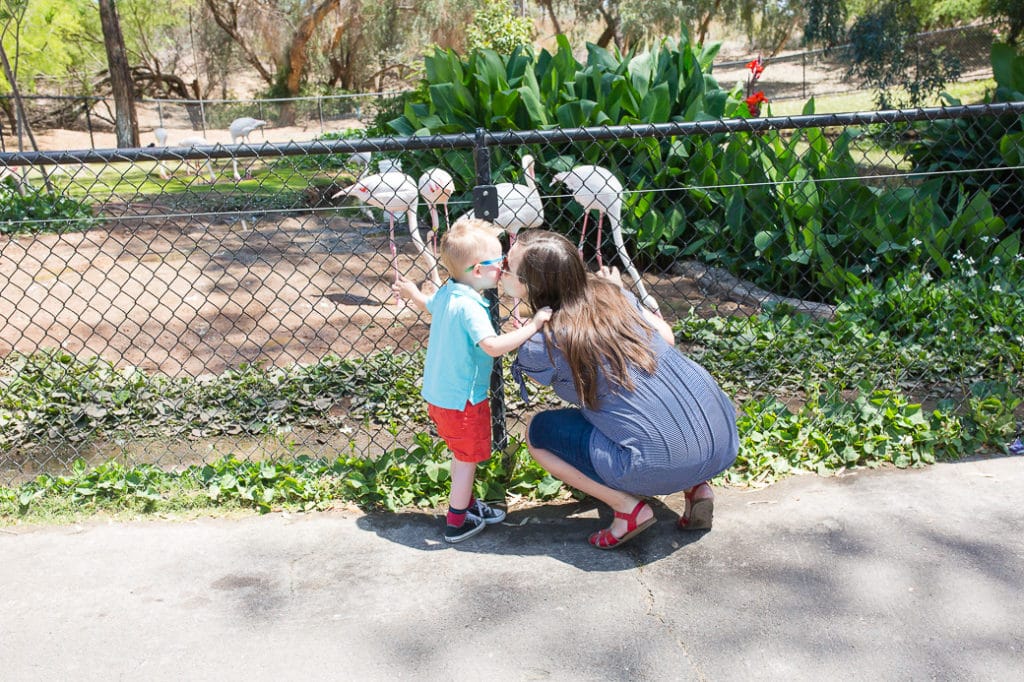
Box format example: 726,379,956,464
1,102,1022,484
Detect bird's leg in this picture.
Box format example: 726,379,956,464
389,214,402,307
595,211,604,269
232,158,241,182
429,205,440,256
577,211,589,262
611,221,660,316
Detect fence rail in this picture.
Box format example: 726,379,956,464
1,102,1022,484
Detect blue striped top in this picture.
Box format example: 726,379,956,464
513,292,739,495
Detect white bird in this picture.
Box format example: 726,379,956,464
228,117,267,181
152,127,170,180
332,172,441,304
377,158,402,175
492,154,545,324
553,165,660,315
176,135,217,184
229,117,267,144
418,167,454,256
492,154,544,243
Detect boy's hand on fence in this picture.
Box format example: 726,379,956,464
393,273,428,311
393,274,419,299
596,265,623,287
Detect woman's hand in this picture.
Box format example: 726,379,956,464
596,264,624,288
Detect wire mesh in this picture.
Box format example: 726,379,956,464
1,102,1022,484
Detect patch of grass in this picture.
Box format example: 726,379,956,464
770,78,996,116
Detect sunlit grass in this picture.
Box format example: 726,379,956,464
770,78,997,116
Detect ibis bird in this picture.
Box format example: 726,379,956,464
333,172,441,304
228,117,267,181
553,165,660,315
176,136,217,184
418,167,454,256
492,155,544,243
152,127,170,180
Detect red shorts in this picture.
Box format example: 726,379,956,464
428,399,492,463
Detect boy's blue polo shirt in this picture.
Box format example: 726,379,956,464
421,280,496,410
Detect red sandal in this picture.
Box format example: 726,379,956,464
588,500,656,550
678,482,713,530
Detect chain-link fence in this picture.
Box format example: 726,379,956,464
1,101,1022,484
0,91,409,153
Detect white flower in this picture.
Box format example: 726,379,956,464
992,284,1003,293
921,272,933,283
992,257,1001,265
911,238,922,247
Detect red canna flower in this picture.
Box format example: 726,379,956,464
745,91,769,116
746,56,765,80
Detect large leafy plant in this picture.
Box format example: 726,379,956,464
908,43,1024,231
388,32,1021,302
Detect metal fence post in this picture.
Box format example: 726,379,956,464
472,127,508,453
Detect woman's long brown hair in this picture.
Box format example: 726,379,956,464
515,230,656,409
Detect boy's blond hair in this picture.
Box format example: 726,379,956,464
438,215,502,275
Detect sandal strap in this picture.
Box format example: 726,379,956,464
589,528,618,548
612,500,648,533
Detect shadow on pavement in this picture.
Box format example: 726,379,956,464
354,493,710,571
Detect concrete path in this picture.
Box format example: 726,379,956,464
2,455,1022,680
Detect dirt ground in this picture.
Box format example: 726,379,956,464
0,205,745,378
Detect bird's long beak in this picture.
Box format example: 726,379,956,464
552,172,566,184
332,186,354,200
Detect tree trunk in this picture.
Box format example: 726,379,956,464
697,0,723,44
284,0,344,96
98,0,139,148
538,0,562,36
0,42,52,193
204,0,277,86
595,6,619,49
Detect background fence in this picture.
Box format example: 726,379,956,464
1,102,1023,484
714,22,997,102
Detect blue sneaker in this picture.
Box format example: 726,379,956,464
469,499,506,525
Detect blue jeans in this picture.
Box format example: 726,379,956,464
527,408,605,485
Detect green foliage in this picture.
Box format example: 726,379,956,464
846,0,963,108
679,261,1024,397
982,0,1024,45
466,0,534,54
0,178,94,235
0,350,427,453
907,43,1024,231
0,434,563,519
729,388,967,484
803,0,849,48
389,32,1019,302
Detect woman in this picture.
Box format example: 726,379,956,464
504,230,738,549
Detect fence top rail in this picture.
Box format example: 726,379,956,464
1,102,1021,166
